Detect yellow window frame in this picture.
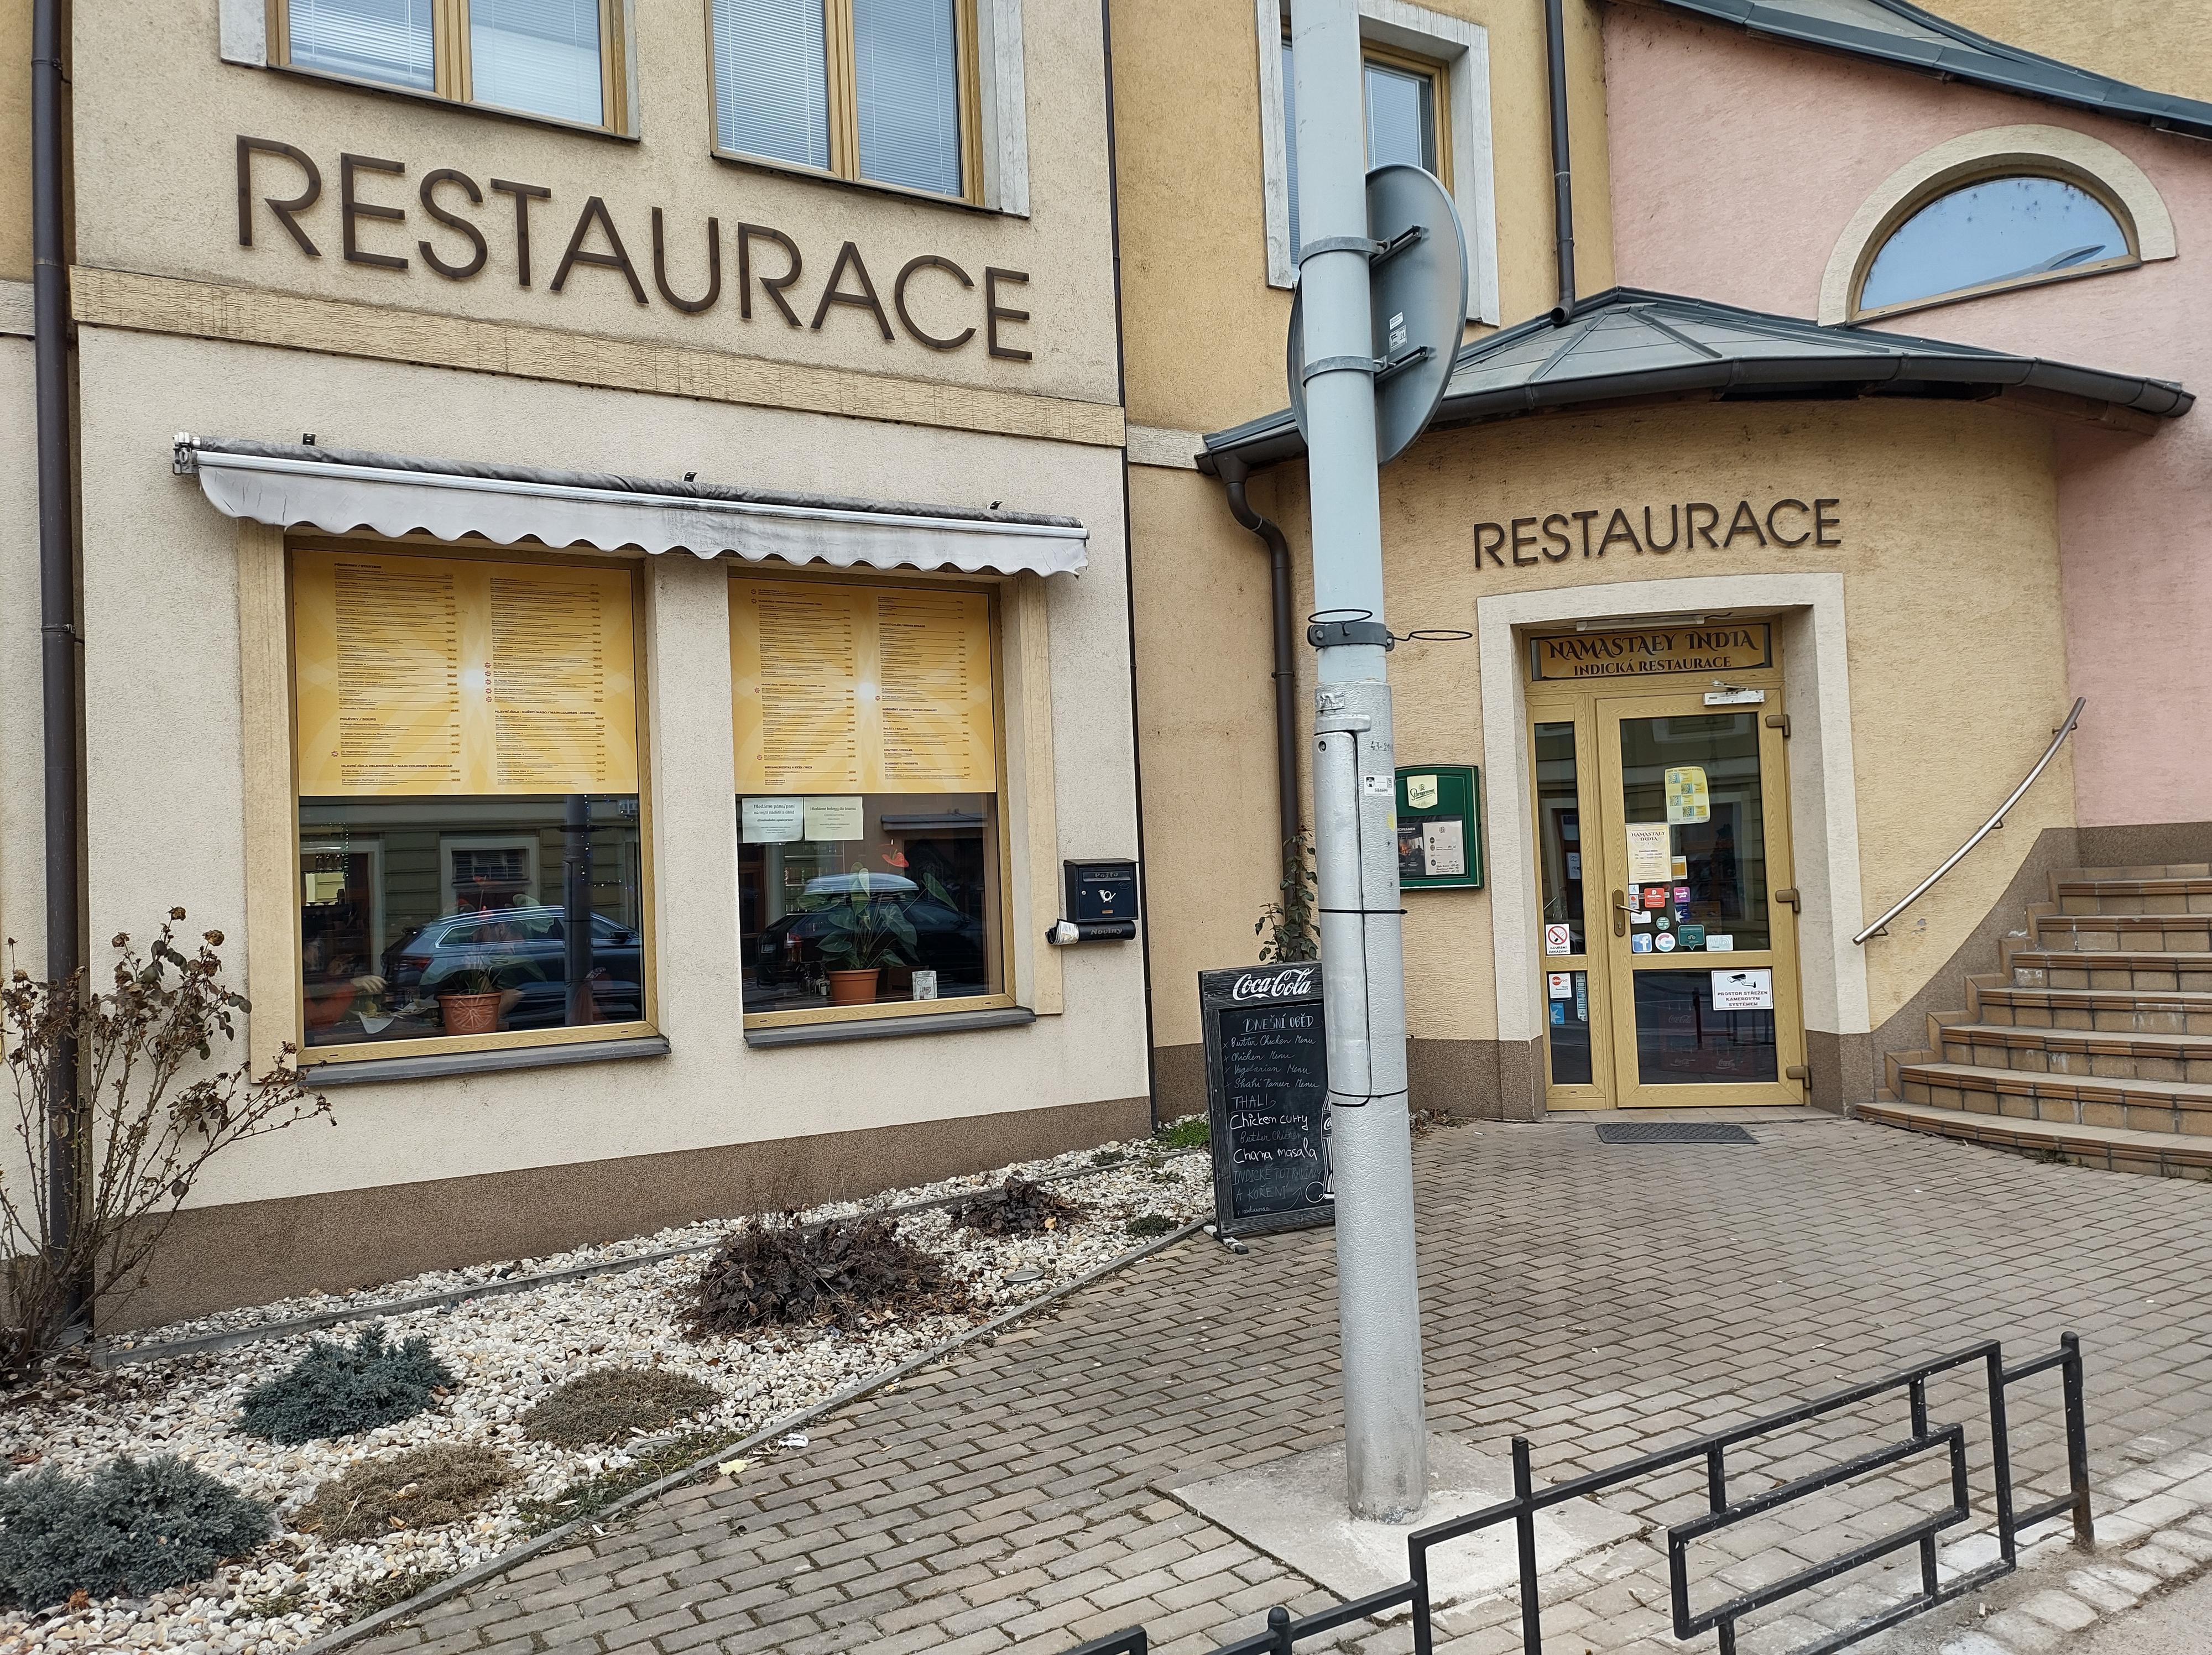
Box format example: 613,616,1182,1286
267,0,629,136
710,0,987,207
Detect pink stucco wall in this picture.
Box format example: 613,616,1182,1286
1603,7,2212,830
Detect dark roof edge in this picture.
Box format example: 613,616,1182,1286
1201,286,2193,469
1637,0,2212,143
175,435,1086,531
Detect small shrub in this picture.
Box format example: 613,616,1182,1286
514,1426,744,1537
684,1215,967,1336
294,1445,514,1543
1156,1116,1210,1151
947,1177,1084,1237
341,1567,440,1623
0,1454,271,1609
1125,1214,1177,1239
521,1367,724,1448
238,1325,456,1444
1089,1149,1126,1168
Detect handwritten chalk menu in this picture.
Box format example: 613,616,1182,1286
1199,963,1334,1239
293,551,638,796
731,579,997,796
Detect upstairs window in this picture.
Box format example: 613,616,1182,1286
274,0,623,130
713,0,980,203
1855,173,2136,318
1281,39,1448,263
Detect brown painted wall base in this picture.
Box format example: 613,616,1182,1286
108,1095,1151,1334
1152,1041,1207,1126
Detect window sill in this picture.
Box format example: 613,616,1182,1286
709,148,1003,217
263,62,638,143
304,1033,670,1085
744,1006,1035,1048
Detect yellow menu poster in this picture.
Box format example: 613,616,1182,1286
294,550,638,796
731,578,996,795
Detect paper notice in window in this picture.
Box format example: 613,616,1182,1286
803,795,865,840
1421,818,1465,877
293,551,636,796
877,591,994,791
747,586,864,793
740,797,806,843
1625,822,1672,884
1664,765,1710,825
1711,968,1773,1010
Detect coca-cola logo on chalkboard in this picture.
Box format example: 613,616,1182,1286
1230,965,1316,1001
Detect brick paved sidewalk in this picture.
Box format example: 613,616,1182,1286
354,1114,2212,1655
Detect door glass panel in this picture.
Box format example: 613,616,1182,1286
1534,722,1584,951
1618,712,1768,953
1547,968,1593,1085
1632,972,1778,1084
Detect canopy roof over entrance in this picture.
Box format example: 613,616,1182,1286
1200,287,2193,472
1627,0,2212,142
172,435,1090,578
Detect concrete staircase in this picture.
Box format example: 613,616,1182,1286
1856,865,2212,1177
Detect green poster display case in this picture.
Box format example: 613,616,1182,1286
1395,765,1482,890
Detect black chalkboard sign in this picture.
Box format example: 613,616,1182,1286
1198,963,1334,1239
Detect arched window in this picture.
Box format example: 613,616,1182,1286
1854,173,2136,319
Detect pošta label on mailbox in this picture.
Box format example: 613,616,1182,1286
1198,963,1333,1239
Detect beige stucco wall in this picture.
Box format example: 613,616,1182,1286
1928,1,2212,107
74,0,1120,409
1110,0,1615,438
74,325,1148,1211
0,0,30,283
1221,399,2075,1065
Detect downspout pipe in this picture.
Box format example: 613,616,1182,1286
32,0,84,1330
1213,457,1301,864
1543,0,1577,312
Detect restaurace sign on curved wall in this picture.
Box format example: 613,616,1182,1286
1473,497,1843,568
233,136,1036,361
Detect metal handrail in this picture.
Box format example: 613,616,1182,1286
1853,698,2085,945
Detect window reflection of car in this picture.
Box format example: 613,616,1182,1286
753,874,985,986
382,906,645,1026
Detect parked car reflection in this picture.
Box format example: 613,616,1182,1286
381,905,645,1028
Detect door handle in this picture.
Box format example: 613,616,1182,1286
1611,888,1628,937
1775,887,1800,912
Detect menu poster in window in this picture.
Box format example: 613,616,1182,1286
293,551,637,797
731,579,997,796
1625,822,1673,884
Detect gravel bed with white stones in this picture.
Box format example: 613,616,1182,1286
2,1136,1213,1653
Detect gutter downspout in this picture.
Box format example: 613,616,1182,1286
1100,0,1163,1135
32,0,84,1331
1543,0,1577,311
1211,456,1301,865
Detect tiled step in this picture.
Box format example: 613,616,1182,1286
2074,864,2212,880
1977,985,2212,1035
1856,1098,2212,1178
2008,951,2212,991
2057,875,2212,916
2032,913,2212,951
1894,1059,2212,1135
1937,1023,2212,1084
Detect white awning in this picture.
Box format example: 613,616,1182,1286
173,437,1089,578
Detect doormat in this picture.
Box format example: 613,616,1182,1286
1594,1122,1756,1144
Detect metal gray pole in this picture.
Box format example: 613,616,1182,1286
1290,0,1428,1523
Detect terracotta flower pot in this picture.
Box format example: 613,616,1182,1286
439,990,504,1035
826,968,881,1006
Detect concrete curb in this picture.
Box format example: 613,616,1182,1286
95,1150,1199,1370
295,1215,1210,1655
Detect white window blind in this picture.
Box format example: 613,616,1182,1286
852,0,963,197
289,0,435,90
1282,44,1436,262
714,0,832,170
469,0,603,126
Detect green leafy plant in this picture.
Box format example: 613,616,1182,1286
684,1214,968,1336
521,1367,724,1448
295,1445,514,1543
1156,1116,1211,1151
237,1325,456,1445
436,951,502,997
1255,832,1320,964
1,912,331,1380
0,1454,271,1609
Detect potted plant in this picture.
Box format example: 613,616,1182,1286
436,953,505,1036
810,873,920,1006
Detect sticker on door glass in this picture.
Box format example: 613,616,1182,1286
1406,773,1439,810
1711,967,1773,1010
1575,976,1588,1021
1664,765,1710,825
1631,911,1651,926
1551,1000,1566,1025
1671,855,1689,879
1630,933,1653,953
1548,972,1573,1000
1544,923,1573,956
1655,932,1677,952
1642,888,1667,909
1625,822,1672,883
1679,924,1706,950
1707,934,1735,952
1566,852,1582,880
